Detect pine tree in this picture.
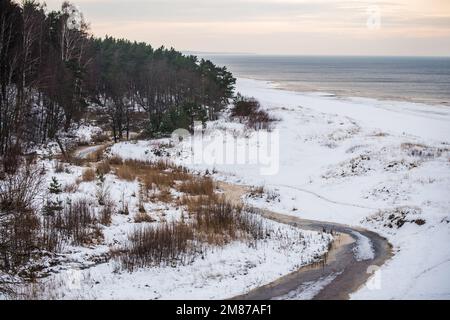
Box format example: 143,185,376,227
49,177,62,194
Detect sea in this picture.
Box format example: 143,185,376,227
199,55,450,106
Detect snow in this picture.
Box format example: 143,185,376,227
73,125,103,145
110,77,450,299
273,272,342,300
34,228,330,300
2,131,332,300
351,231,375,262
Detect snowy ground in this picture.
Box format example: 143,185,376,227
4,138,331,300
110,78,450,299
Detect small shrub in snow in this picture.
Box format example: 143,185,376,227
247,186,280,203
248,186,265,198
99,201,114,226
231,94,277,131
49,177,62,194
114,221,196,270
363,206,425,230
134,212,156,223
54,161,65,173
63,182,79,193
92,133,110,144
401,142,449,159
96,173,110,206
149,187,173,204
96,160,111,176
0,165,43,211
44,198,103,246
81,168,95,182
108,155,123,165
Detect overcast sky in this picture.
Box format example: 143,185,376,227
43,0,450,56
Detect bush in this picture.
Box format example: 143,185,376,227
54,161,65,173
231,95,260,118
0,208,41,273
63,182,79,193
147,103,207,137
81,168,95,182
134,212,156,223
108,155,123,165
192,197,266,245
96,173,110,206
96,161,111,176
92,133,110,144
0,165,43,212
99,201,114,226
44,198,102,246
0,165,48,277
231,94,276,130
115,221,196,271
114,195,268,271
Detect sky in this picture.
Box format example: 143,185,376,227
43,0,450,56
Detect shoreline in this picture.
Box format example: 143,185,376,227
237,76,450,109
235,77,450,143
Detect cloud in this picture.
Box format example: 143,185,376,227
41,0,450,55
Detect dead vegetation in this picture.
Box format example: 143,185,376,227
87,145,108,163
114,221,197,270
401,142,449,159
177,177,215,196
115,193,267,271
81,168,96,182
0,166,104,289
99,201,115,226
363,206,426,230
246,185,281,203
134,212,156,223
43,198,103,247
96,160,111,176
231,94,277,131
110,159,269,271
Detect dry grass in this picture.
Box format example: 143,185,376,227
81,168,96,182
108,159,269,271
96,160,111,176
177,177,215,196
87,147,104,162
108,155,124,165
142,172,175,190
99,201,114,226
115,165,137,181
248,185,265,198
114,193,267,271
114,159,190,190
134,212,156,223
43,198,103,246
63,182,79,193
54,161,65,173
92,133,110,144
113,221,196,270
149,187,173,204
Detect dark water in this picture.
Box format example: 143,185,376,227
201,55,450,105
